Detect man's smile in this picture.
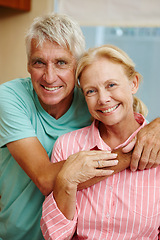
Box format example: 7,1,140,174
43,86,62,91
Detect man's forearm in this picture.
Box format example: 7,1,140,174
7,137,65,196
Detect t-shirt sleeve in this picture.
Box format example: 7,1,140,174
0,83,36,147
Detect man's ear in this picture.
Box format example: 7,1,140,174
131,74,139,94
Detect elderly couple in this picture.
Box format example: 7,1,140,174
0,13,160,240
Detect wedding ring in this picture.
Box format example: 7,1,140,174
98,160,100,168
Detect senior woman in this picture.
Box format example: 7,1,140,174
41,45,160,239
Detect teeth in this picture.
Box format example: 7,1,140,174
102,104,119,113
44,86,60,91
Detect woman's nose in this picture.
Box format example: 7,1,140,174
97,90,111,105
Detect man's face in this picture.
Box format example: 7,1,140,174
28,39,76,119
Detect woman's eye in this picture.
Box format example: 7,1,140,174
108,83,116,88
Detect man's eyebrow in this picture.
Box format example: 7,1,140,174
54,56,70,61
55,55,75,62
31,57,44,63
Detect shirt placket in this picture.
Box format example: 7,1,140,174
102,174,118,235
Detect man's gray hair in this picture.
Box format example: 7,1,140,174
25,13,85,61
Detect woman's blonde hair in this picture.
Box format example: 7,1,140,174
76,44,148,117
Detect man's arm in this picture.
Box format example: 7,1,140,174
7,137,64,196
7,138,131,196
7,138,117,196
122,118,160,171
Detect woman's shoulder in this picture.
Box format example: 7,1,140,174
58,125,92,142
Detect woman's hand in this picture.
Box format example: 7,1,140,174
53,150,118,220
59,150,118,187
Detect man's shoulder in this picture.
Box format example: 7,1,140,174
0,77,36,116
0,77,32,91
0,78,34,102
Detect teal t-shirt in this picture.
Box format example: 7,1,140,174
0,78,91,240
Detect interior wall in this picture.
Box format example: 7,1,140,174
0,0,54,84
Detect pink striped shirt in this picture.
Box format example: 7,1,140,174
41,113,160,239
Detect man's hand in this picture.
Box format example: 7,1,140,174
122,118,160,171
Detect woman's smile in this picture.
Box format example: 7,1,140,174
99,104,120,114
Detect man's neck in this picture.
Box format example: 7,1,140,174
39,93,74,120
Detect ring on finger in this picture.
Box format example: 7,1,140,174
98,160,100,168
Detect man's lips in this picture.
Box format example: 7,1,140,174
42,86,62,91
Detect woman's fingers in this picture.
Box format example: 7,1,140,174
61,150,118,185
95,159,118,168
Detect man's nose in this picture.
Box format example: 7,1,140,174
43,64,58,83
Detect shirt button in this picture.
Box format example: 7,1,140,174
109,186,113,191
106,212,110,218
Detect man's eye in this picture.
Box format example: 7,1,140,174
33,60,44,66
57,60,66,65
86,89,95,96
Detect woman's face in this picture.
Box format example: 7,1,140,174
80,57,139,127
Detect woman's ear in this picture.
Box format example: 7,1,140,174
131,74,139,94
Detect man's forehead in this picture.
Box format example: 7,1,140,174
31,38,73,54
31,38,67,50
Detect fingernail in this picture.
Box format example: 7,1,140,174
114,160,119,164
131,167,136,172
112,153,117,157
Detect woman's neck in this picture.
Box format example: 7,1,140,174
99,115,140,149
